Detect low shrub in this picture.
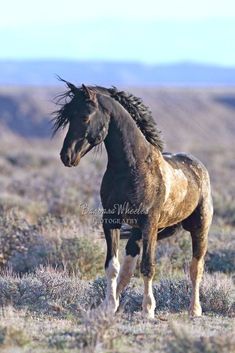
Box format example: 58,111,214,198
168,322,235,353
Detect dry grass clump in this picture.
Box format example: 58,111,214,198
0,145,105,278
0,307,33,351
49,236,104,278
0,207,32,268
8,231,104,278
206,249,235,273
49,309,117,351
0,267,106,316
168,322,235,353
81,309,118,352
213,192,235,226
0,204,104,276
0,205,51,272
0,306,117,353
5,151,54,169
200,273,235,316
0,326,30,348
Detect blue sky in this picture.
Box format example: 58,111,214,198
1,0,235,65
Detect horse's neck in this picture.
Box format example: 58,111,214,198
104,105,151,170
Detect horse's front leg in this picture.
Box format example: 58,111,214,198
103,224,120,313
141,224,158,319
116,228,142,297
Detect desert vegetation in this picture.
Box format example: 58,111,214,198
0,87,234,352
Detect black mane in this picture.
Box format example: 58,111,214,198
52,81,164,151
94,86,163,151
52,89,76,135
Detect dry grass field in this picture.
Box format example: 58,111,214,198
0,86,234,352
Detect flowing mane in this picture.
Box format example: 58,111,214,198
52,88,82,135
93,86,164,151
52,80,164,151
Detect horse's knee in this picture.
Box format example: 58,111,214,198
141,237,156,278
104,227,120,269
106,256,120,278
140,259,155,278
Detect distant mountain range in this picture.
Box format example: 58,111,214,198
0,61,235,86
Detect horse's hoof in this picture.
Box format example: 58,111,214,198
101,299,119,314
142,309,155,320
189,305,202,317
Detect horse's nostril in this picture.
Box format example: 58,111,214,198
61,152,71,166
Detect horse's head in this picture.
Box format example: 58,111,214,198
53,81,109,167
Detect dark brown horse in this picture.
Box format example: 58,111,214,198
53,80,213,318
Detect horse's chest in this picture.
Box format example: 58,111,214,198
101,171,156,211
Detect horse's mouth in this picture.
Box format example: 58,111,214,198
72,157,81,167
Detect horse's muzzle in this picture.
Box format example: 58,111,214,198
60,141,92,167
60,152,72,167
60,150,80,167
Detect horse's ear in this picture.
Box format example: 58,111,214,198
82,84,96,101
56,75,78,94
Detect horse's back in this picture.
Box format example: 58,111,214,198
162,152,210,183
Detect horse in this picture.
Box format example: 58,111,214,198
52,79,213,318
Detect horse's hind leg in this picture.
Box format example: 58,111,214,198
116,228,141,297
140,221,158,319
183,196,213,317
